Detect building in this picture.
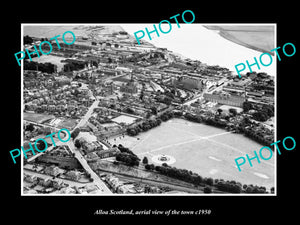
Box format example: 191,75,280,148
223,85,245,94
24,174,37,183
54,76,71,86
203,92,245,107
120,80,138,94
38,177,52,187
35,154,81,170
96,147,120,159
44,165,61,176
59,187,77,194
117,184,136,194
106,174,123,192
115,66,132,73
65,170,82,181
173,77,202,90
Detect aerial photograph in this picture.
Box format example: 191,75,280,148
21,24,275,195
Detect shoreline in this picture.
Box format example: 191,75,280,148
218,30,274,55
203,25,275,55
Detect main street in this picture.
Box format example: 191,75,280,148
72,99,99,132
66,140,112,194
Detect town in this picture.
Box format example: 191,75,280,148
22,25,275,195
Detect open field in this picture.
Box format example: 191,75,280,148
24,112,55,124
111,118,275,190
111,115,137,125
31,55,67,72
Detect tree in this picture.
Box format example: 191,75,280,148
125,107,134,114
205,177,214,186
25,123,35,132
71,128,80,139
229,108,237,116
24,35,33,45
217,108,223,115
142,156,148,164
74,139,81,148
204,186,212,193
36,140,47,151
252,111,268,122
150,107,157,115
145,164,151,170
243,101,252,112
140,91,144,101
262,105,274,117
115,152,140,167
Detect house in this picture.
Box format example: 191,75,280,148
120,80,138,94
106,174,123,191
24,174,38,183
117,184,136,194
59,187,76,194
23,188,38,194
65,170,82,181
97,147,120,159
85,151,99,160
52,179,64,189
38,177,52,187
85,184,99,193
44,165,61,176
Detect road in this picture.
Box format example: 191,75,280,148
72,99,99,131
25,101,113,194
66,140,112,194
182,93,204,106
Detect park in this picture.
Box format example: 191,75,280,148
111,118,275,190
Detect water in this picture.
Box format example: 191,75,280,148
23,24,276,76
121,24,276,76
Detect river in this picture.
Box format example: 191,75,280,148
121,24,276,77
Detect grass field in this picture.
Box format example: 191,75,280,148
111,119,275,190
31,55,67,72
23,112,55,124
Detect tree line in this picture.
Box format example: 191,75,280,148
145,162,211,187
24,61,56,74
184,112,227,129
144,160,268,194
243,101,274,122
126,111,173,136
114,144,140,167
63,60,88,72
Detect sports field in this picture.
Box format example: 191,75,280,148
111,118,275,190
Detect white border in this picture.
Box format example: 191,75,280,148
20,23,277,196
